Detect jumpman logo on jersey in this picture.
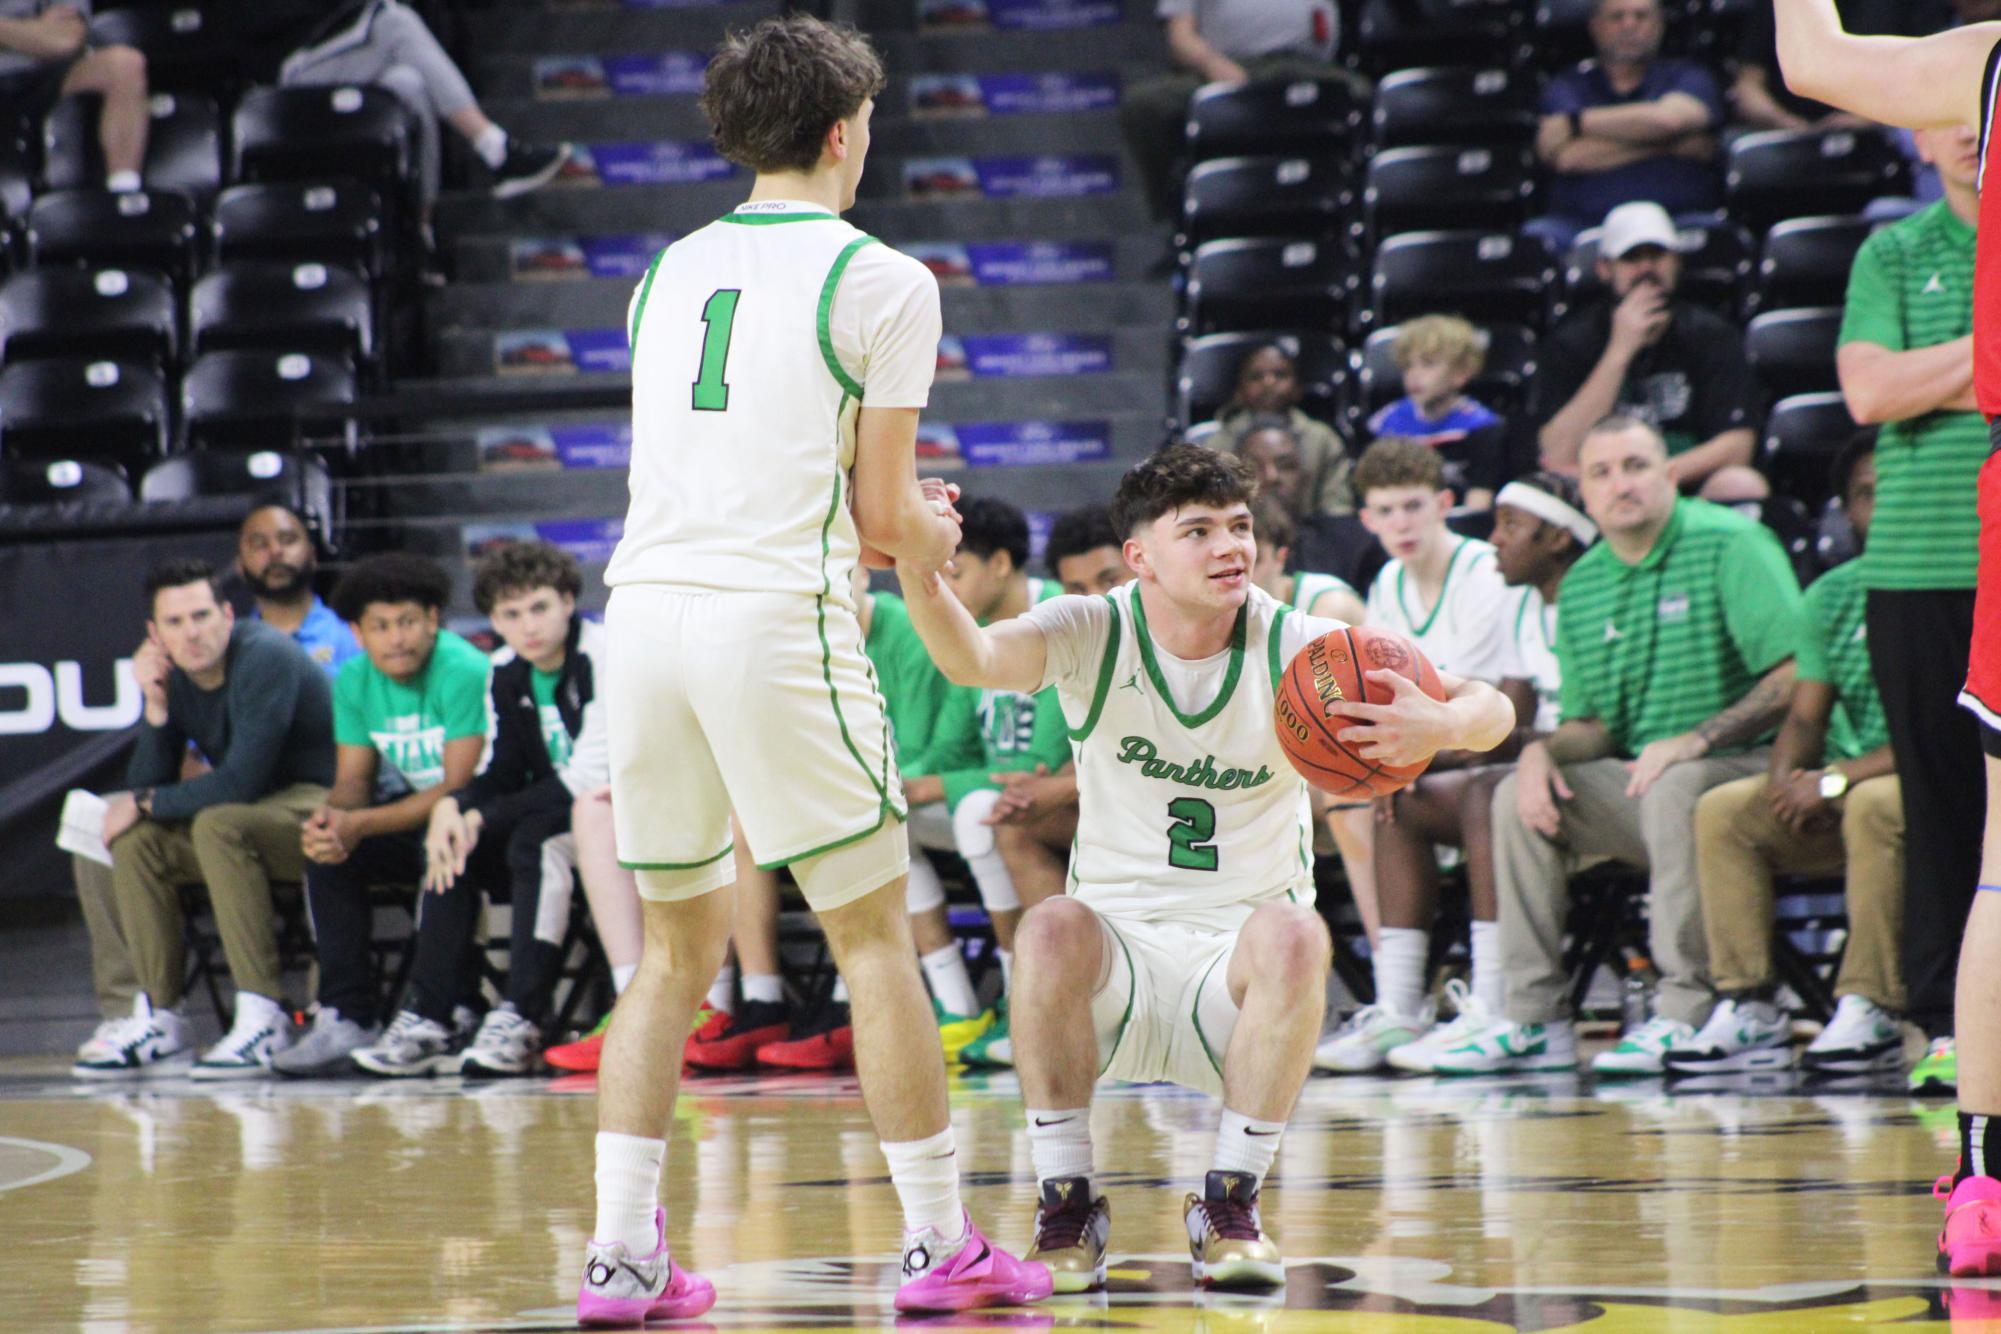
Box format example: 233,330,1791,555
1925,272,1948,295
1118,670,1143,695
1603,620,1624,644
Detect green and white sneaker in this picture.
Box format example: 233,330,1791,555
1662,1000,1789,1076
1594,1015,1698,1077
1431,1019,1578,1075
1910,1035,1957,1095
1801,994,1903,1074
961,996,1012,1068
1386,982,1493,1074
1313,1002,1433,1074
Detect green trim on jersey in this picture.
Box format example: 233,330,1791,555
753,804,907,871
1131,590,1247,729
1069,594,1124,741
1396,538,1477,638
814,458,898,824
627,246,668,352
621,842,733,872
1267,603,1292,690
1190,951,1230,1077
1096,922,1139,1077
720,209,838,225
817,235,876,401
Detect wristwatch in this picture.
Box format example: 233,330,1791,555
1818,770,1850,801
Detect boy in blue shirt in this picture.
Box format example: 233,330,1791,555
1368,315,1507,511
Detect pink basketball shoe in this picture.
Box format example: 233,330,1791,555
1937,1174,2001,1277
894,1212,1053,1313
577,1207,716,1326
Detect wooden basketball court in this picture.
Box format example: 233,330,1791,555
0,1057,1985,1331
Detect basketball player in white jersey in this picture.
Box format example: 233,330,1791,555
896,446,1514,1290
579,16,1049,1323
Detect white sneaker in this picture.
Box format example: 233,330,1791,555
351,1010,459,1078
1660,999,1790,1075
461,1004,542,1077
1802,994,1904,1074
1314,1002,1433,1074
193,993,295,1080
1597,1014,1700,1076
72,994,192,1079
271,1006,379,1077
1431,1018,1578,1075
75,1014,126,1063
1387,981,1493,1074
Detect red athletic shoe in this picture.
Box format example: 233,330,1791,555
545,1012,612,1073
685,1000,790,1071
1938,1173,2001,1276
757,1006,854,1070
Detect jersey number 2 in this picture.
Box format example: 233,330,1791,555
691,288,741,411
1167,797,1218,872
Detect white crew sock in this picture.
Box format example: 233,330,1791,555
1024,1106,1095,1188
921,943,978,1016
999,947,1013,993
706,963,735,1014
1211,1107,1284,1185
473,124,509,169
741,973,783,1006
1373,927,1429,1019
593,1132,664,1252
1469,920,1503,1016
611,963,638,996
106,169,141,193
881,1127,967,1241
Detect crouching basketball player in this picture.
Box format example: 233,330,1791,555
897,446,1514,1289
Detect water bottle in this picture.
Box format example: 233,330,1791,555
1621,954,1658,1034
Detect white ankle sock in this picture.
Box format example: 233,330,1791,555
473,124,509,169
921,943,978,1016
706,964,735,1014
1024,1107,1094,1187
832,974,850,1003
881,1127,967,1241
998,947,1013,992
1211,1108,1284,1184
741,973,783,1006
611,962,637,996
1374,928,1429,1019
593,1132,664,1252
106,169,140,193
1469,920,1503,1016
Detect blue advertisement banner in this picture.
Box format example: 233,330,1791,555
477,424,633,471
511,233,673,280
919,0,1121,29
589,140,735,187
910,71,1118,117
493,329,630,375
466,519,625,564
936,334,1112,379
907,241,1115,286
956,420,1114,467
602,52,708,95
905,155,1119,199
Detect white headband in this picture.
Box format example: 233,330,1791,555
1495,481,1598,547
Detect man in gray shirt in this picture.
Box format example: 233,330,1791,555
73,559,335,1081
0,0,150,191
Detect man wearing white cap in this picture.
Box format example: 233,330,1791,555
1534,201,1765,498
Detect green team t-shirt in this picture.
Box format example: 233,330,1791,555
940,577,1070,810
1837,201,1984,591
1557,499,1806,757
865,591,956,779
1795,558,1889,762
530,667,572,766
333,629,492,793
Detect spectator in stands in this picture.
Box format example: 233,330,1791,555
1322,471,1595,1075
1534,202,1766,499
1530,0,1725,252
0,0,148,191
1836,122,1987,1050
1668,431,1907,1076
417,541,606,1076
72,559,334,1080
1215,342,1354,514
1248,495,1363,625
1434,416,1806,1078
1368,315,1507,511
1118,0,1355,223
235,499,358,680
273,553,493,1077
1043,503,1128,598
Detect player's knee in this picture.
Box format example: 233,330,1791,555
1015,897,1098,975
1243,903,1330,984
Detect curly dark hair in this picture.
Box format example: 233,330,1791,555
144,557,225,614
1111,444,1258,539
331,552,453,622
956,496,1030,570
471,540,583,615
700,16,886,175
1352,436,1444,498
1043,504,1119,574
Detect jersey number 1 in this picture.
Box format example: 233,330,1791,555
692,289,741,411
1167,797,1218,872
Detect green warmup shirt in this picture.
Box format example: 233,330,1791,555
864,591,957,780
333,629,493,794
1557,498,1806,757
1796,557,1890,763
940,577,1070,810
530,667,571,766
1837,201,1984,591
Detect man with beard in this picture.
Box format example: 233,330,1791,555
236,500,358,680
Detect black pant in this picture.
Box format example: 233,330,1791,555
478,803,570,1026
1867,588,1986,1036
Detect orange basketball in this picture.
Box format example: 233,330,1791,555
1274,625,1448,799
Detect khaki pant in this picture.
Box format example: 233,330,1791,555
1494,751,1769,1026
1694,773,1906,1012
73,855,139,1019
106,783,327,1008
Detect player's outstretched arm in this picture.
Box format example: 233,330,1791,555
1774,0,1994,129
853,406,961,574
1334,670,1515,770
895,559,1049,694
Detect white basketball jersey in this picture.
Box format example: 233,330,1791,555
1364,536,1512,682
605,199,940,601
1293,570,1359,616
1501,584,1562,733
1028,583,1328,930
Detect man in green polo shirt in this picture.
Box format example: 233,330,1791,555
1434,416,1806,1077
1835,123,1986,1050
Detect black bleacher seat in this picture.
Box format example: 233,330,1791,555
231,87,414,227
1724,128,1909,233
43,92,221,204
0,266,177,366
1364,145,1534,240
1352,320,1538,424
0,357,169,467
1354,0,1520,76
0,456,130,505
1754,214,1872,315
190,261,375,368
1528,0,1602,69
1175,330,1346,428
88,4,242,95
24,188,198,287
1746,306,1842,399
1371,66,1539,149
211,181,387,277
1183,78,1363,163
0,135,32,232
1762,391,1857,512
180,349,356,450
140,448,336,539
1561,219,1756,319
1181,155,1354,248
1183,237,1355,336
1368,229,1553,331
